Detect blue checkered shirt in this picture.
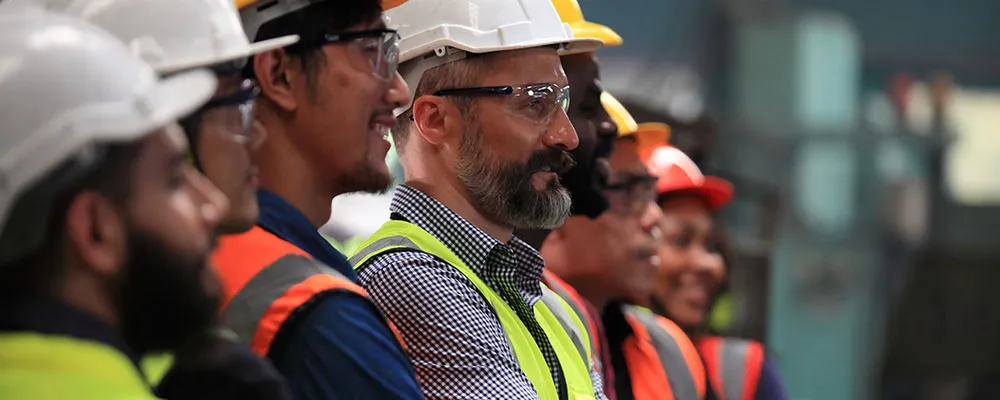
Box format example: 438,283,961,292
357,185,606,400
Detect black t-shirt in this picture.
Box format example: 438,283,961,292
603,303,637,400
155,332,293,400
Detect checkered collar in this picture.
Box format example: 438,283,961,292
390,185,546,290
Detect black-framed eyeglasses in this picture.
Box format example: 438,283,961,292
605,174,659,215
432,83,571,124
321,29,400,81
199,79,260,141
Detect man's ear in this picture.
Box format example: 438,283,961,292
64,192,126,278
253,49,298,112
412,95,463,146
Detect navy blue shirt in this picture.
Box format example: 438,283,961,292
255,190,422,400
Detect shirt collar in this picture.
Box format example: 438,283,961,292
390,185,546,286
0,296,143,369
256,189,358,281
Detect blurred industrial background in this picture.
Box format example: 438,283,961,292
324,1,1000,399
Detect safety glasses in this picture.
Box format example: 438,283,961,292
605,174,659,216
321,29,400,81
433,83,571,124
199,79,260,142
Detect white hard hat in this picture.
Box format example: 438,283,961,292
387,0,603,115
0,9,217,232
17,0,299,74
236,0,314,44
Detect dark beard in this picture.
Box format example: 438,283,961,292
561,162,609,219
562,135,614,219
335,158,392,196
115,226,220,355
456,121,575,230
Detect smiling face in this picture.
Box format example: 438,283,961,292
652,195,726,331
286,18,410,196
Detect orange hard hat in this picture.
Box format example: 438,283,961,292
644,145,733,210
382,0,406,10
634,122,671,160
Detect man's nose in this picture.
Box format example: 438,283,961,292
542,109,579,150
640,201,663,235
190,170,229,230
385,71,411,110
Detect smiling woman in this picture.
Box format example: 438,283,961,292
643,145,790,400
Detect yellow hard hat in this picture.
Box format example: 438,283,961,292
552,0,622,47
601,91,638,136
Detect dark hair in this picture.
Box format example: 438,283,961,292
245,0,383,83
393,54,494,149
0,141,143,300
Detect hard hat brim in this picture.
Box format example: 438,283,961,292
600,92,638,136
659,176,734,211
568,20,622,47
561,37,604,56
154,34,299,75
699,176,735,210
399,36,602,65
116,68,217,138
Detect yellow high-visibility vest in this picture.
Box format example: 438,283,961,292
351,220,597,400
0,332,159,400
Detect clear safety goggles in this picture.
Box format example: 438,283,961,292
321,29,400,81
198,79,260,142
605,173,659,216
432,83,571,125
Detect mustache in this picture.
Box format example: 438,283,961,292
526,147,576,176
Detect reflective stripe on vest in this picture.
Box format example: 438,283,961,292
543,270,601,368
623,306,707,400
350,220,597,400
213,226,368,356
539,285,591,370
696,336,765,400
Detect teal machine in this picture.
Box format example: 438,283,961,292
726,12,939,400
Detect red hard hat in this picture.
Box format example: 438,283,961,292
643,145,734,211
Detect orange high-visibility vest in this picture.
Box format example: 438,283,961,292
211,226,401,356
622,306,707,400
696,336,765,400
542,270,706,400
